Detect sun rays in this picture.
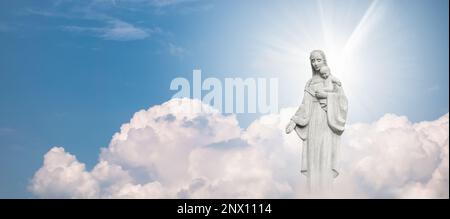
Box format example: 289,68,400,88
254,0,392,121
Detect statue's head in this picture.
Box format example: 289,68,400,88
309,50,327,75
319,65,331,79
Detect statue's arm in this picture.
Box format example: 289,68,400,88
291,89,313,127
331,76,342,87
286,95,308,134
326,86,348,135
286,79,313,135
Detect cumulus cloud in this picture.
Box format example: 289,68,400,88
29,147,100,198
29,98,449,198
337,113,449,198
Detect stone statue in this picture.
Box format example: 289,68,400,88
285,50,348,194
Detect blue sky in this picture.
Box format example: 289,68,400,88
0,0,448,198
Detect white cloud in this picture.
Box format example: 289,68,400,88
100,19,150,41
62,19,154,41
168,43,186,57
26,1,205,44
337,113,448,198
93,0,197,8
29,147,100,198
29,98,449,198
147,0,196,7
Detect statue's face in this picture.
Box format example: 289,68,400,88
310,52,325,72
320,68,330,78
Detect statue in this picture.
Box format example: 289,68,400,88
286,50,348,194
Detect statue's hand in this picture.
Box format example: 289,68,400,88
332,77,342,86
334,80,342,86
286,120,296,134
315,91,328,99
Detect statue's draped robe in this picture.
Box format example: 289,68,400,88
291,77,348,192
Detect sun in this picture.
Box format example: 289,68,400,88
254,0,389,120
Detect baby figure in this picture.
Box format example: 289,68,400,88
317,66,341,111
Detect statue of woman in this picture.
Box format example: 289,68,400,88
285,50,348,194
